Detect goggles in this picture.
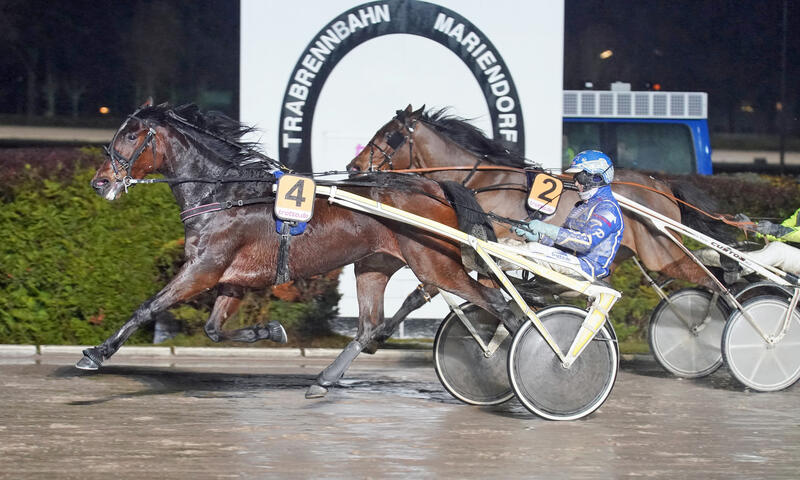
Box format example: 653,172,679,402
573,170,604,187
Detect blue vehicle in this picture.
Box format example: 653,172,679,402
562,87,712,174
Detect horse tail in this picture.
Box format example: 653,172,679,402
667,176,739,244
440,181,497,274
439,181,497,242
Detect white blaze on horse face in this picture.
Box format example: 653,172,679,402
104,181,124,201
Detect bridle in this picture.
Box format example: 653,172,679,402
101,107,288,198
105,109,157,186
365,114,418,172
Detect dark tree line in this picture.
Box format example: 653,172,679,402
0,0,239,122
1,0,796,135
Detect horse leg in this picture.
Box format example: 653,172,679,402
363,283,439,354
203,286,287,344
305,256,401,398
203,298,288,344
76,266,219,370
628,220,718,290
437,272,520,333
402,247,521,334
364,272,496,354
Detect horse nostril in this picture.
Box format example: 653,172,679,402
91,178,108,190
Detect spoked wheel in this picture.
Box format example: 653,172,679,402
433,303,514,405
508,305,618,421
648,288,729,378
722,295,800,392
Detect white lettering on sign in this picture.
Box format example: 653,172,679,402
282,4,391,149
275,209,310,220
432,12,518,144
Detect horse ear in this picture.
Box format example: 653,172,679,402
404,104,413,114
412,104,425,117
139,97,153,109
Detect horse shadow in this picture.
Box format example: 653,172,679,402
53,365,321,406
619,358,744,392
50,364,464,407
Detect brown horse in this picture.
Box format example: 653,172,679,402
83,102,521,398
348,105,722,287
344,106,735,349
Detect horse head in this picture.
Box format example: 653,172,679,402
91,99,166,201
347,104,424,173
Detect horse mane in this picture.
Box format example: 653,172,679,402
419,108,527,168
136,103,273,167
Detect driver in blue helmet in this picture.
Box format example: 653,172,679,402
513,150,625,279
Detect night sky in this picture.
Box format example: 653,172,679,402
565,0,800,134
1,0,797,135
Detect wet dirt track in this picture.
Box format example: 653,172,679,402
1,355,799,479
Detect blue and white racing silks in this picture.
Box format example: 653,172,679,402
539,185,624,278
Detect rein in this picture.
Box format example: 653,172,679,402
374,160,756,232
127,174,455,222
609,180,756,230
391,165,528,174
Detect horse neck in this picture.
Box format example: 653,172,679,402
159,138,248,211
414,123,526,189
413,123,475,168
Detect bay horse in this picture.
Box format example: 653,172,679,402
83,102,521,398
346,105,733,347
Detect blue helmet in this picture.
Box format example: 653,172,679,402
565,150,614,187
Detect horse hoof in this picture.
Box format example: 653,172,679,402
75,348,103,370
362,341,379,355
75,355,100,370
268,321,288,344
305,384,329,399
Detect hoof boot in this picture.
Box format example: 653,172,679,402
362,341,379,355
305,384,329,399
75,349,103,370
268,321,288,344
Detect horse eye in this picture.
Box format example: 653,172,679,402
126,133,137,141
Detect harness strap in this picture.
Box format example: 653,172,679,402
461,157,484,186
180,202,223,221
179,197,273,222
472,183,529,194
275,222,292,285
407,128,414,171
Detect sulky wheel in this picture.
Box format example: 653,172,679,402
731,281,793,305
648,288,729,378
722,295,800,392
433,303,514,405
507,305,618,421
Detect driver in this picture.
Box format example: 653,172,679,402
513,150,624,279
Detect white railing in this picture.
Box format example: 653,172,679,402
563,90,707,119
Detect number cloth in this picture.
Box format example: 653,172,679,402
272,170,308,235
